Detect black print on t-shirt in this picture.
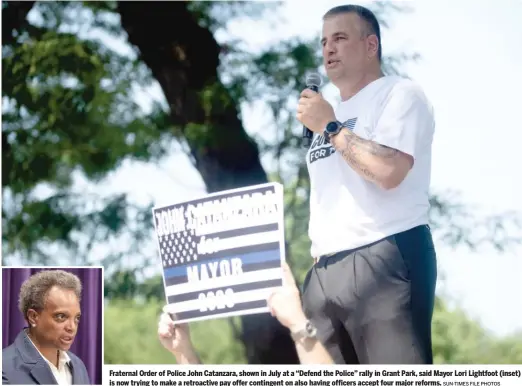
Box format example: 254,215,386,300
308,117,357,164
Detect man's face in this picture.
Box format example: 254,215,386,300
30,286,81,351
321,13,374,82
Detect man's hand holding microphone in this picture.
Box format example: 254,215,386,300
298,73,337,147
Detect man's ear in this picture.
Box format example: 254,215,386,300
366,34,379,59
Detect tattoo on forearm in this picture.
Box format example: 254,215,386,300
333,129,399,180
340,143,377,180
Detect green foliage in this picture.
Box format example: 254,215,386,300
4,0,522,365
104,298,246,364
104,270,164,300
432,299,522,364
104,298,176,364
103,296,522,364
3,6,167,192
2,1,170,263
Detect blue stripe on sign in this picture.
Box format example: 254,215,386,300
163,248,281,278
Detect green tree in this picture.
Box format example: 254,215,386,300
103,297,522,364
104,299,247,364
432,299,522,364
3,0,520,364
2,0,169,265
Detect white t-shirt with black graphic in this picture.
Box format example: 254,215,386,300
306,75,435,259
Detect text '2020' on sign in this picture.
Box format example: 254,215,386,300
152,182,286,324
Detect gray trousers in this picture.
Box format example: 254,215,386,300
302,225,437,364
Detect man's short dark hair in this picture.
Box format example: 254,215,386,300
323,4,382,61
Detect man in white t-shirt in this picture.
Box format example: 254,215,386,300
295,4,437,364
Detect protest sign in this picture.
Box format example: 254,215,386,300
152,182,286,323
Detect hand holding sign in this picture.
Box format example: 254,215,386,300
267,262,307,330
157,308,202,364
157,309,192,354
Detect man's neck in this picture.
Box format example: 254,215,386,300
26,329,60,367
339,70,384,101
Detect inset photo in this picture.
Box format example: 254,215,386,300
2,266,104,385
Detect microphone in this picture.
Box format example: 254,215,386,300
302,72,323,148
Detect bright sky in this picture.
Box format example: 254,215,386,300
21,0,522,337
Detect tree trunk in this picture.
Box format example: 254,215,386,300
118,1,299,364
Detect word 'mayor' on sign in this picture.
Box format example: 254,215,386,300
154,190,279,237
187,258,243,283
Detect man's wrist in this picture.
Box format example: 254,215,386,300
322,117,335,130
330,126,352,146
289,315,318,344
324,120,343,143
288,315,309,333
